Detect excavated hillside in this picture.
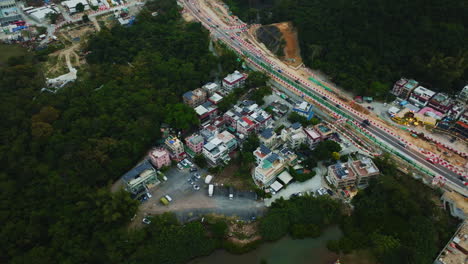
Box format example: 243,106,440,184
255,22,302,67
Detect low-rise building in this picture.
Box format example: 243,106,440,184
202,130,237,165
183,88,207,107
352,157,380,187
315,123,334,140
148,148,171,169
457,85,468,104
222,70,247,91
303,126,322,148
292,101,314,120
165,136,185,161
281,122,307,149
122,160,160,195
328,161,356,189
254,152,286,186
194,101,218,122
202,82,219,95
185,134,204,157
25,6,58,23
253,144,272,164
392,78,418,99
62,0,90,13
428,93,454,114
408,86,436,108
259,128,277,148
441,191,468,220
208,92,223,105
0,0,21,25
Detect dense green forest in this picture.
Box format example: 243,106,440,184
0,0,224,263
0,0,460,263
327,155,458,264
228,0,467,97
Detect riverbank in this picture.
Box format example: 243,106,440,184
190,226,343,264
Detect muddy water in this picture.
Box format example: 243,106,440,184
190,226,341,264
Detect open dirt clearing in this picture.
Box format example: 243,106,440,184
273,22,302,67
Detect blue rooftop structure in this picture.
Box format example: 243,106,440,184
202,101,213,108
260,128,274,139
122,160,155,183
266,153,279,163
291,122,302,130
183,91,193,100
259,144,271,155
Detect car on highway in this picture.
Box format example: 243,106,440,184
142,217,151,225
294,79,301,84
426,158,436,164
322,96,327,100
362,119,371,126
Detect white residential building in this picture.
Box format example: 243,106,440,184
202,130,237,165
254,152,286,186
164,136,185,161
222,70,247,90
281,122,307,149
408,86,436,108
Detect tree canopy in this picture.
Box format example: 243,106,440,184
229,0,467,97
0,0,220,262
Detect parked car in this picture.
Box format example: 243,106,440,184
142,217,151,224
193,185,200,191
193,172,201,179
177,163,183,170
165,195,172,202
326,189,334,196
190,167,198,172
146,192,152,198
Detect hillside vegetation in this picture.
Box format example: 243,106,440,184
228,0,467,97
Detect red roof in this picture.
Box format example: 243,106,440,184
242,116,255,126
456,121,468,129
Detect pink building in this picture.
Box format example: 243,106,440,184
303,127,322,147
185,134,204,155
149,148,171,169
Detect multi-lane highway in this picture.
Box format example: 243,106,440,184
182,0,467,192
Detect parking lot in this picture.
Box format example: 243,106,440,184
133,165,265,226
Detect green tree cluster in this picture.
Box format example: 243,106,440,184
334,156,459,263
0,1,220,263
229,0,468,97
300,140,342,168
259,196,342,241
287,112,320,127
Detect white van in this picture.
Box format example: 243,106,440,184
164,195,172,202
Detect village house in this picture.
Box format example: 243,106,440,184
183,88,207,108
148,148,171,169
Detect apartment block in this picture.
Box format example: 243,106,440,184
185,134,204,156
165,136,185,161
